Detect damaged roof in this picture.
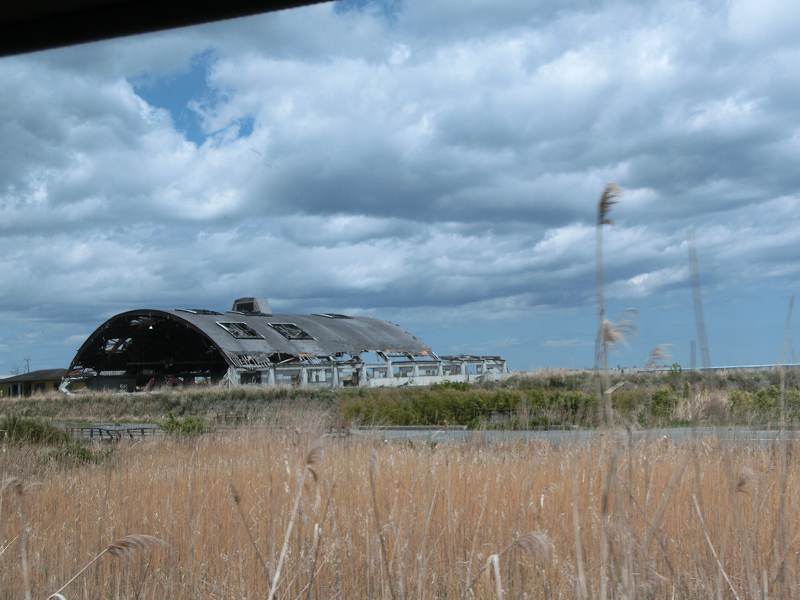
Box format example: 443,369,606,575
77,309,432,363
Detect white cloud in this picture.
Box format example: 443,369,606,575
1,0,800,369
64,334,89,346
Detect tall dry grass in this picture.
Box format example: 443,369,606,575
595,183,621,426
1,428,799,598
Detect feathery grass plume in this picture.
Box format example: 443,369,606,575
598,308,637,425
735,466,755,495
597,183,621,226
645,344,672,369
306,444,323,484
516,531,554,564
267,442,322,600
595,182,622,426
602,321,624,346
106,534,164,558
602,309,639,348
48,534,164,599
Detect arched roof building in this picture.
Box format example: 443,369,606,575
63,298,507,391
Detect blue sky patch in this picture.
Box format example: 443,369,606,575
132,50,217,145
335,0,401,20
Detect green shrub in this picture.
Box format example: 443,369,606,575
649,388,677,421
431,381,470,392
730,390,754,416
0,416,106,465
162,413,208,436
338,386,597,428
7,369,800,430
753,386,780,414
611,389,647,421
0,415,71,445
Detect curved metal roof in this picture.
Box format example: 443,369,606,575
71,308,432,369
170,309,431,356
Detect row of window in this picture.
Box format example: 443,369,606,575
177,308,352,320
216,321,314,341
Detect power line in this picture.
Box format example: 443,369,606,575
688,229,711,369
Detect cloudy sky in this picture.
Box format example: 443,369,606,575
1,0,799,374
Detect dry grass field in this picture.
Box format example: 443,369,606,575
7,367,800,430
2,422,799,599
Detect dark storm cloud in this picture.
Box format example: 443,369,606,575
2,0,800,373
192,0,800,232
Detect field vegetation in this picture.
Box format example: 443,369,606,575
3,368,800,430
1,422,799,598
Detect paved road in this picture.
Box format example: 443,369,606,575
350,426,800,445
58,422,800,446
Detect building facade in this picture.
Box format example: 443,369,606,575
62,297,508,392
0,369,67,398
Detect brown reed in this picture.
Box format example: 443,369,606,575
1,428,798,598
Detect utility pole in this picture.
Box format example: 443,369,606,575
24,357,31,373
688,230,711,369
690,340,696,371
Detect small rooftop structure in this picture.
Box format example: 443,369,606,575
0,369,67,398
62,297,507,392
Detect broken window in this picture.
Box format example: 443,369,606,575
274,368,301,385
230,352,272,368
104,337,133,353
307,368,332,383
216,321,264,339
240,372,261,385
443,364,462,376
269,323,314,340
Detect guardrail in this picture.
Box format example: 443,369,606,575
59,425,162,441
